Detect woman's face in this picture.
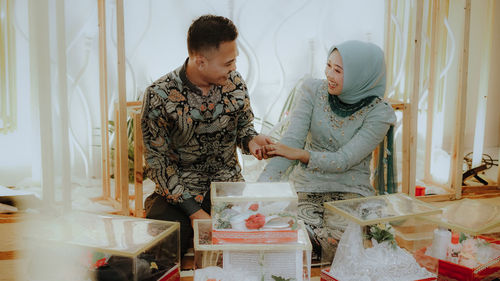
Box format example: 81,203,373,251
324,50,344,95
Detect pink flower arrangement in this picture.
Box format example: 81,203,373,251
248,203,259,211
245,213,266,229
461,238,478,256
459,238,479,268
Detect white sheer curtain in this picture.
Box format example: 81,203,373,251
384,0,500,191
0,0,17,135
0,0,385,191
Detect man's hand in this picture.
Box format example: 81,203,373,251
248,134,274,160
189,209,211,226
263,143,310,164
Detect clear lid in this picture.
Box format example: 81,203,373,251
193,219,311,251
422,198,500,235
23,211,179,257
324,193,441,226
211,182,298,202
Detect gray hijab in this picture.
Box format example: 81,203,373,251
328,40,386,104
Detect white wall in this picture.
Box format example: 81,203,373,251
464,0,500,150
0,0,385,185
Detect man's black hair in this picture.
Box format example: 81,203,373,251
187,15,238,55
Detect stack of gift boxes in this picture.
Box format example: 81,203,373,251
319,193,441,281
193,182,312,281
409,199,500,281
319,193,500,281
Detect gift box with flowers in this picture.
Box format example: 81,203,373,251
193,219,312,281
411,199,500,281
210,182,299,244
320,193,442,281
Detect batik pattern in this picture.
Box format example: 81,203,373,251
297,191,361,262
141,62,258,210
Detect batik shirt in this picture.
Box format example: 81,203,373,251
141,59,258,215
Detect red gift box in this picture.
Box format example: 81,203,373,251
158,264,180,281
320,268,436,281
414,236,500,281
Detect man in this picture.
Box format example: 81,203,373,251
141,14,272,255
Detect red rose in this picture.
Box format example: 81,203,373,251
248,203,259,211
245,213,266,229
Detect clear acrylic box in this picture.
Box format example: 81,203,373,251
411,199,500,280
23,211,181,281
193,219,311,281
324,193,441,226
321,193,442,281
210,182,299,244
421,198,500,236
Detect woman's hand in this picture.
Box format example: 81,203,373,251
249,134,274,160
264,143,310,164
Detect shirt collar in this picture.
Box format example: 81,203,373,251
179,58,203,95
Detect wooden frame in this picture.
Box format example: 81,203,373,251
371,100,409,195
407,0,424,198
390,101,410,194
449,0,471,200
95,0,136,215
385,0,500,202
132,109,144,217
98,0,111,201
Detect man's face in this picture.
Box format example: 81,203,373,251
200,40,238,85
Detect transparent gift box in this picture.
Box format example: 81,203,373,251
210,182,299,244
321,193,441,281
22,211,181,281
193,219,312,281
411,198,500,281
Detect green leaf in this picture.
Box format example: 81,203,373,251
271,275,293,281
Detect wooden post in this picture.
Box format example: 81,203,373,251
133,112,144,217
450,0,471,200
498,146,500,187
114,107,121,202
98,0,111,198
407,0,424,197
424,0,439,182
116,0,129,215
395,102,409,194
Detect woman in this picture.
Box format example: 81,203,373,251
258,40,396,262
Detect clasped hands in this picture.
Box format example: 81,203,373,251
248,135,310,164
